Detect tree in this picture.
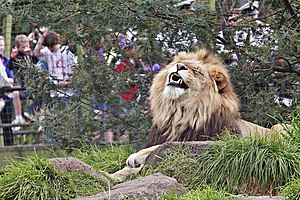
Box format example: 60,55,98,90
1,0,299,148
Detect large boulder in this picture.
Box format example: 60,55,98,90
74,173,186,200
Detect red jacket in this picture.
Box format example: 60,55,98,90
115,60,138,101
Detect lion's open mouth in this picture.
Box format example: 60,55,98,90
167,72,188,89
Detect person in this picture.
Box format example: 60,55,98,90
94,34,141,142
0,35,15,145
22,30,48,122
34,28,77,99
216,9,240,65
8,34,38,131
33,28,77,141
175,0,197,13
217,1,272,65
235,1,272,48
114,35,141,102
155,0,198,58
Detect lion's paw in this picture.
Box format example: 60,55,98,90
126,145,161,168
126,152,146,168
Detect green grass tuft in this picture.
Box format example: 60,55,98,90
72,144,134,173
161,186,237,200
0,154,70,199
0,153,109,199
154,135,300,195
197,136,300,195
281,178,300,200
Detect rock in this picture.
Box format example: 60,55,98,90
237,194,284,200
49,157,112,186
74,173,186,200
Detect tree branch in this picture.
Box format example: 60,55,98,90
282,0,299,22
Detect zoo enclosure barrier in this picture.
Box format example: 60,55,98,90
0,86,41,147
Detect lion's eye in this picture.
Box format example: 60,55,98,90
176,63,187,71
192,69,204,76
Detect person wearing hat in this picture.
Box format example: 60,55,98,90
155,0,198,58
234,1,271,48
176,0,197,13
216,8,241,66
239,1,260,19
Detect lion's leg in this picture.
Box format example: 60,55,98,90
271,124,292,134
126,145,161,167
110,145,161,181
110,166,144,181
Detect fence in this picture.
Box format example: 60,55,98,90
0,86,41,147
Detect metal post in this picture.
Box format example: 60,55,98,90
3,15,13,58
209,0,215,10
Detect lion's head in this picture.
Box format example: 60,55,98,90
145,49,242,147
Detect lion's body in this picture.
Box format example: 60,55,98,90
111,49,282,181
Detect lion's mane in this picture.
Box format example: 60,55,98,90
145,49,242,147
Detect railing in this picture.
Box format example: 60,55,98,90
0,86,41,147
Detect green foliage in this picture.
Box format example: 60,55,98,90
196,136,300,195
1,0,298,147
0,153,108,199
162,186,237,200
153,133,300,195
282,109,300,144
0,154,70,199
281,178,300,200
72,144,135,173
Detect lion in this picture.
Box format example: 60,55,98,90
111,49,284,180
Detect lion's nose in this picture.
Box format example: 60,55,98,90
177,63,187,71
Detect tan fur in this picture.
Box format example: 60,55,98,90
146,49,244,147
111,49,285,181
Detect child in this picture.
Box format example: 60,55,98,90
8,34,38,131
34,28,77,98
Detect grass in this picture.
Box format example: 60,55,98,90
71,143,134,173
161,186,237,200
0,154,70,199
197,136,300,195
281,178,300,200
152,133,300,195
1,109,300,198
0,153,109,200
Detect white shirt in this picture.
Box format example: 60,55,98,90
38,46,77,97
39,46,76,80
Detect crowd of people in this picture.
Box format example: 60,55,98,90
0,24,165,145
0,28,78,146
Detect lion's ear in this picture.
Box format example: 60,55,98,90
210,71,228,92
